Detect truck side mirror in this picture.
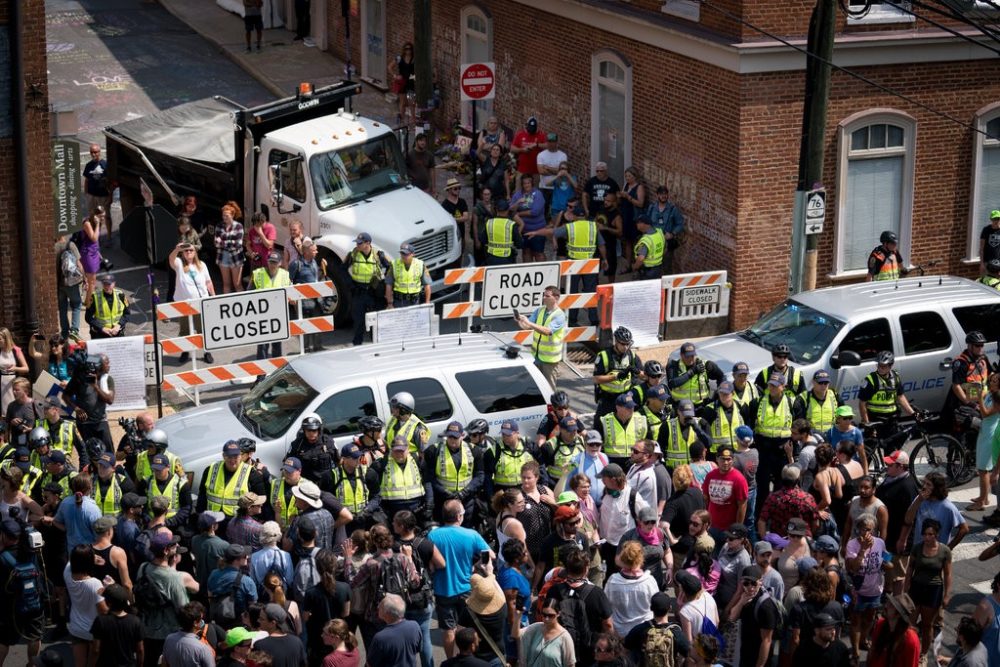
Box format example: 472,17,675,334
830,350,862,369
269,164,283,205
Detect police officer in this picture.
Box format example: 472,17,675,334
329,442,381,531
374,436,432,523
287,414,340,484
754,344,806,398
793,369,841,434
538,417,584,488
134,428,183,485
701,382,745,458
484,420,536,497
631,215,665,280
597,393,649,469
385,243,431,308
667,342,724,409
866,230,908,282
141,452,192,531
267,456,305,529
730,362,759,419
424,421,483,525
945,331,991,426
5,447,42,495
659,398,711,471
642,384,672,442
465,418,497,459
385,392,430,456
354,415,386,466
92,451,134,517
749,373,795,513
85,274,130,339
32,449,77,504
238,438,272,487
481,199,521,265
979,259,1000,290
36,401,87,469
633,360,667,406
344,232,389,346
857,351,914,438
536,391,574,446
251,251,291,360
593,327,642,419
197,440,266,518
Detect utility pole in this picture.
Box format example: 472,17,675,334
413,0,433,136
790,0,836,294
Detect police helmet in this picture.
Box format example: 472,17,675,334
28,427,50,449
301,415,323,431
238,438,257,453
143,428,169,450
613,327,633,345
466,419,490,436
390,392,416,412
880,231,898,244
773,343,791,356
988,259,1000,274
85,438,106,464
966,330,987,345
359,415,385,432
876,350,895,366
644,360,664,377
550,391,570,409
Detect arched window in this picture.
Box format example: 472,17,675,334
834,111,916,275
460,5,492,130
591,51,632,184
967,103,1000,261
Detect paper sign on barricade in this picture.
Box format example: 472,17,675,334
86,335,148,410
610,279,662,347
369,304,435,343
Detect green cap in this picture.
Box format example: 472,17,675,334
835,405,854,418
991,210,1000,219
225,626,255,648
557,491,578,504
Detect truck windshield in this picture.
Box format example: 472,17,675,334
239,364,318,439
739,300,845,363
310,134,407,209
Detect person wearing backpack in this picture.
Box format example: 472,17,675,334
458,573,509,667
725,565,782,667
519,597,576,667
55,233,86,340
393,509,444,667
135,533,190,667
0,518,45,666
544,546,613,667
623,592,690,667
208,544,258,629
250,521,294,595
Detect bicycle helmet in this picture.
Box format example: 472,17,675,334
28,427,50,449
966,330,987,345
880,230,898,244
550,391,570,409
390,392,415,412
773,343,791,356
876,350,895,366
988,259,1000,273
238,437,257,453
85,438,106,464
358,415,385,432
301,415,323,431
644,360,664,377
613,327,633,345
143,428,169,449
466,418,490,436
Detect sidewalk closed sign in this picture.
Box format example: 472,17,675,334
201,289,290,351
481,262,561,318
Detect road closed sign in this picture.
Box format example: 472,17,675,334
481,262,561,319
201,289,290,351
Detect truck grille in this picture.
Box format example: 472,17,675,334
409,230,453,266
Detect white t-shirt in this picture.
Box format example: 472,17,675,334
63,565,104,640
536,149,568,189
172,256,212,301
679,593,720,639
599,482,649,545
626,464,658,510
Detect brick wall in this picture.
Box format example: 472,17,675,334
0,0,57,344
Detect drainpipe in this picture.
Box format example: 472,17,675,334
12,0,39,335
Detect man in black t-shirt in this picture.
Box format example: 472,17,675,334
534,506,590,591
725,565,780,667
981,210,1000,271
582,162,620,219
441,178,471,256
624,592,689,666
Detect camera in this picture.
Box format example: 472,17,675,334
118,417,141,456
7,507,44,550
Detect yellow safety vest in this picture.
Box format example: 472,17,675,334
597,350,634,396
600,412,648,458
252,267,291,290
486,218,515,258
493,442,534,487
755,396,793,439
205,461,252,516
380,457,424,500
92,290,126,328
94,474,125,517
637,229,665,268
0,461,44,494
269,478,301,527
387,416,428,455
136,451,182,484
348,249,379,285
978,275,1000,290
709,403,743,452
391,258,424,295
148,475,183,519
664,418,697,468
761,365,804,400
873,250,900,281
35,420,76,459
799,390,838,433
40,471,77,500
864,371,901,416
332,465,369,513
642,406,665,441
546,437,584,480
670,360,711,404
732,382,759,410
437,443,474,493
566,220,598,260
532,308,565,364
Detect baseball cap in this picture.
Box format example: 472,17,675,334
198,511,225,531
638,505,659,523
225,626,256,648
735,425,754,442
44,450,66,465
647,384,667,401
571,204,585,216
656,185,669,194
121,492,147,510
675,570,702,597
224,543,249,560
93,516,116,534
267,251,281,263
635,214,652,226
96,452,115,468
741,564,763,582
797,556,819,577
787,517,808,536
835,405,854,418
222,441,241,458
390,436,409,451
557,491,578,504
500,421,519,435
238,492,265,510
264,602,289,624
616,393,636,408
495,198,510,211
718,381,734,394
813,369,831,383
733,361,750,375
679,342,696,356
768,372,786,386
526,116,538,129
754,540,773,555
99,273,115,284
149,453,169,471
764,532,789,550
281,457,302,474
992,210,1000,220
354,232,372,244
813,534,840,554
399,243,415,256
546,132,558,141
559,417,579,432
725,523,749,540
13,448,30,470
443,421,464,438
716,444,735,458
814,612,839,629
600,463,624,478
150,533,180,556
677,399,695,416
340,442,363,459
585,429,602,445
884,449,909,466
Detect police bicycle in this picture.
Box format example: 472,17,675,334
905,410,975,486
861,410,967,486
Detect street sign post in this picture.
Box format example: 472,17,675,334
460,62,495,102
805,188,825,235
481,262,561,318
201,289,290,351
51,140,82,236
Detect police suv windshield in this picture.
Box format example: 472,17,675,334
310,134,407,210
238,364,318,439
739,300,844,363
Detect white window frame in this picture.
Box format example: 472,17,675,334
966,101,1000,261
590,50,633,182
460,4,493,131
832,109,917,277
846,0,916,24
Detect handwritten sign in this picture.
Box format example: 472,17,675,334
372,304,434,343
611,279,662,347
86,335,148,410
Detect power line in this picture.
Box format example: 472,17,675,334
890,0,1000,57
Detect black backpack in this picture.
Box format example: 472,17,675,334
402,536,433,610
549,582,595,656
209,572,245,629
133,563,167,618
376,553,411,603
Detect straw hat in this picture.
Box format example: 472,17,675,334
466,574,506,616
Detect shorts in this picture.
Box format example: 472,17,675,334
434,593,469,629
217,250,243,268
885,553,909,585
244,14,264,31
853,594,883,612
523,235,546,254
908,580,943,609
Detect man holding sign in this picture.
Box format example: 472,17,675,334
517,285,566,390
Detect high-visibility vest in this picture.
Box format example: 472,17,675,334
0,461,43,494
546,437,584,480
670,360,710,404
40,471,77,501
664,418,697,468
486,218,515,258
709,403,743,452
348,249,378,285
956,351,990,402
637,229,665,268
380,457,424,500
597,350,634,396
799,390,838,434
148,475,183,519
387,416,428,455
761,365,804,400
136,451,181,484
269,478,301,527
252,267,291,290
391,258,424,295
205,461,252,516
566,220,598,260
94,474,125,517
873,249,900,281
532,308,565,364
755,396,793,439
493,443,534,487
732,382,759,410
600,412,648,458
437,443,474,493
92,290,126,328
332,465,369,513
864,371,901,417
36,420,75,459
978,275,1000,290
642,406,666,441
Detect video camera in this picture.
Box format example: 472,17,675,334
7,507,43,551
117,416,141,456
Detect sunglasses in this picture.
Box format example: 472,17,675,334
642,520,657,526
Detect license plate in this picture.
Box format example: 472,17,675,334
679,285,721,307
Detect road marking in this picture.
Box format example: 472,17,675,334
950,528,998,562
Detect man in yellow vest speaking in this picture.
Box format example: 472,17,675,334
517,285,566,390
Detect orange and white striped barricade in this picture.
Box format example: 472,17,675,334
510,326,600,346
662,271,730,321
161,357,290,393
441,292,599,321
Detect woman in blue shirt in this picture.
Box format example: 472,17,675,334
497,538,532,663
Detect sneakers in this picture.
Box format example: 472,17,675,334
303,37,316,47
203,353,214,364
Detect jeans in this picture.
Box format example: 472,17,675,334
58,283,83,337
256,341,282,360
406,604,434,667
744,486,758,542
351,288,374,346
569,273,599,326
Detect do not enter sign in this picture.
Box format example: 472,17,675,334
460,62,495,102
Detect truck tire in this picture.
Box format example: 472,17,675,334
318,249,353,328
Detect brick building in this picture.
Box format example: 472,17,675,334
324,0,1000,327
0,0,56,340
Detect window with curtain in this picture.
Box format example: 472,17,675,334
460,6,492,130
592,54,631,184
969,113,1000,260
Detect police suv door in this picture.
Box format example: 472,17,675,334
893,310,954,413
828,317,894,407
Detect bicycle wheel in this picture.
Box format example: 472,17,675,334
865,439,886,483
909,434,968,486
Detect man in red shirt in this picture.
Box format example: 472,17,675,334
511,116,545,181
703,444,748,541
